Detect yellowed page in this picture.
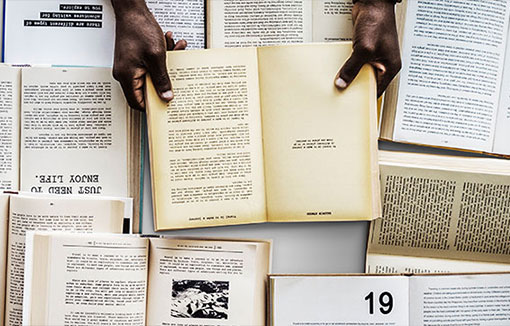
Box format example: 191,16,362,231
258,43,379,222
0,195,9,324
23,232,148,326
5,194,124,326
146,238,268,325
312,0,353,42
368,159,510,265
146,48,267,230
0,66,20,191
366,254,510,274
20,67,128,197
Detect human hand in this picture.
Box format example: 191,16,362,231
335,0,401,97
112,4,186,110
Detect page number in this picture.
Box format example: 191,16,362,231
364,292,393,315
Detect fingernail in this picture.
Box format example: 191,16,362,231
335,78,347,89
161,90,174,101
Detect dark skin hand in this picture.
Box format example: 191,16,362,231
335,0,401,97
111,0,186,111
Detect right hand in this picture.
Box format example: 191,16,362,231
112,5,186,111
335,0,401,97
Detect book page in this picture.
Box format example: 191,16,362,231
146,48,267,230
368,163,510,265
409,273,510,325
0,66,21,191
20,67,128,197
4,0,115,66
366,254,510,274
0,196,10,326
207,0,313,48
270,275,409,326
4,194,124,326
493,23,510,155
146,238,268,325
392,0,510,152
258,43,379,222
312,0,353,42
23,232,148,326
147,0,205,49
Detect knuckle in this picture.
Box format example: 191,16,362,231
356,40,377,56
147,45,165,59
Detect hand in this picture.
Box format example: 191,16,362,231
112,5,187,110
335,0,401,97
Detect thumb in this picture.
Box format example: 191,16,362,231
147,52,173,101
335,51,365,90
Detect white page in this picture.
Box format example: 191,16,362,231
20,67,128,197
146,0,205,49
493,21,510,155
366,254,510,274
410,274,510,325
4,0,115,66
393,1,510,152
312,0,353,42
23,232,148,326
0,66,20,191
271,275,409,326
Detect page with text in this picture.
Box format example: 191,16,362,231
409,274,510,325
312,0,353,42
0,66,21,191
146,238,265,325
393,1,510,152
23,233,148,326
20,67,128,197
5,195,124,326
146,48,267,230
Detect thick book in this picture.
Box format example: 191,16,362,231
381,0,510,156
0,193,126,326
23,232,271,326
145,43,381,230
269,273,510,326
3,0,352,65
0,65,143,230
366,150,510,274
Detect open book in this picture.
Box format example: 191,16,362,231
381,0,510,156
145,43,381,230
269,273,510,325
3,0,352,65
0,65,143,228
366,150,510,274
23,232,271,326
0,193,125,326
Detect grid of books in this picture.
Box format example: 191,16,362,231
0,0,509,326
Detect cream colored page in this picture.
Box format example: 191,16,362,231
146,238,261,325
20,67,128,197
312,0,353,42
208,0,312,48
366,254,510,274
0,195,9,326
369,163,510,264
146,48,266,230
28,233,148,326
258,43,377,222
271,276,409,326
410,274,510,325
5,195,124,326
0,66,20,191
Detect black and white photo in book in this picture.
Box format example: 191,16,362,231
171,280,229,320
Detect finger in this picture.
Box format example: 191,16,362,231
165,31,175,51
115,69,146,111
373,59,401,97
174,39,187,51
146,49,173,102
335,51,366,90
